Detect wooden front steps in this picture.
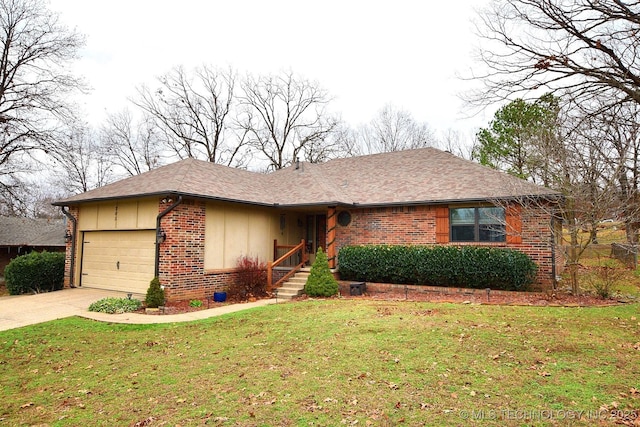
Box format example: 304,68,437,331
275,267,310,300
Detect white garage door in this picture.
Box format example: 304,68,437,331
81,230,156,294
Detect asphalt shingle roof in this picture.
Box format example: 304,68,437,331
0,217,65,247
54,148,559,207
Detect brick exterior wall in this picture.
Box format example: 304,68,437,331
335,206,438,247
518,203,559,289
157,199,227,301
63,197,560,301
334,204,560,291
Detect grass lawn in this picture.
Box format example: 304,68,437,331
1,300,638,426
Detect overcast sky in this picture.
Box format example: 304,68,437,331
49,0,492,139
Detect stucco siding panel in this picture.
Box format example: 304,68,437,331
204,206,225,269
204,202,284,270
79,199,158,231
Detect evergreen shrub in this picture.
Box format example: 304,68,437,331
145,277,165,308
4,251,65,295
305,247,339,297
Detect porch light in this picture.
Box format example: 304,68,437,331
64,230,72,243
156,228,167,244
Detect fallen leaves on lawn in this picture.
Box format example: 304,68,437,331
131,416,155,427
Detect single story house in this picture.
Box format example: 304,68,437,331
53,148,562,301
0,216,66,275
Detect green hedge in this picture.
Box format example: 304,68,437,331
4,251,65,295
338,245,537,291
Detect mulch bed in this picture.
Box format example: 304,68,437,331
140,294,270,315
337,288,624,307
147,286,629,315
332,281,628,307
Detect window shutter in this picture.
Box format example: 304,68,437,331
506,204,522,244
435,206,449,243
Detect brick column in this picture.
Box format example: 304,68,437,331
327,206,337,268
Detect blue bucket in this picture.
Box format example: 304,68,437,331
213,292,227,302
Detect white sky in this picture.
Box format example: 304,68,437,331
49,0,492,139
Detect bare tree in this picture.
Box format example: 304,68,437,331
588,103,640,244
0,174,29,216
559,124,616,293
440,129,474,160
133,65,247,167
469,1,640,292
1,178,64,218
50,124,113,194
483,97,616,294
469,0,640,113
357,104,438,155
0,0,84,210
101,109,162,176
238,71,339,170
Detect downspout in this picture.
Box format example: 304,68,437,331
155,195,183,277
551,216,557,291
60,206,78,288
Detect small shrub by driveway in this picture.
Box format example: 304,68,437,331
88,297,142,314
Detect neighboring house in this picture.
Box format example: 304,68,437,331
53,148,562,301
0,217,66,275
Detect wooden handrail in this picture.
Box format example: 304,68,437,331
267,239,307,290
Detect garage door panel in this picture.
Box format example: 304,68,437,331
81,230,156,294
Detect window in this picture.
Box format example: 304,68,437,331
450,207,506,242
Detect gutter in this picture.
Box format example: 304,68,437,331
60,207,78,288
155,195,183,277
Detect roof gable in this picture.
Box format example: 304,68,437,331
54,148,559,207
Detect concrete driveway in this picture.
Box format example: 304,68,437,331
0,287,277,332
0,288,131,331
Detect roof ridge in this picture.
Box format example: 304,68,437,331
304,162,353,204
173,158,198,193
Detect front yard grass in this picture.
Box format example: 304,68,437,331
1,300,639,426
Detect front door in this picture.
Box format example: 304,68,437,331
306,214,327,262
316,214,327,252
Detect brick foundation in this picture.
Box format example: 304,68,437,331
339,281,550,298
